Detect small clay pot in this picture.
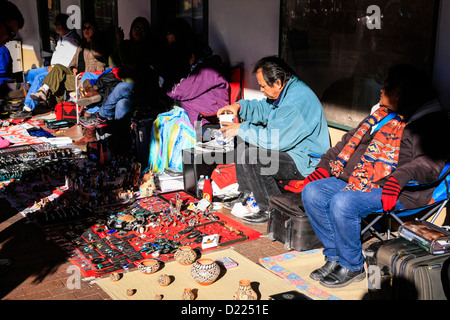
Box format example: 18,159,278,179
157,274,172,287
174,246,197,266
182,288,195,300
109,272,122,282
138,259,160,274
233,279,257,300
126,288,136,296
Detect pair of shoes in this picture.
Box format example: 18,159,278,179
10,107,32,119
77,90,102,106
80,113,108,128
309,260,340,281
30,88,48,102
319,265,366,288
243,210,269,224
223,191,252,209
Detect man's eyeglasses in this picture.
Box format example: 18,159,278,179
1,21,17,40
82,26,93,31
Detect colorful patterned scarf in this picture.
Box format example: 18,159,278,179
329,106,406,192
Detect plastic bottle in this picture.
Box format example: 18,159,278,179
202,175,213,202
197,175,205,198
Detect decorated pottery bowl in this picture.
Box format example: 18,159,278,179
174,246,197,266
190,258,221,286
138,259,160,274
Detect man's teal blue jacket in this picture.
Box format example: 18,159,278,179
237,76,330,176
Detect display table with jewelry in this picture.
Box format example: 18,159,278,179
42,192,262,278
0,143,262,279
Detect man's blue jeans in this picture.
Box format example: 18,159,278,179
98,82,134,120
302,177,406,271
25,67,48,110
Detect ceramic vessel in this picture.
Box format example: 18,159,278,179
109,272,122,282
174,246,197,265
190,258,221,286
138,259,160,274
157,274,171,287
232,279,257,300
182,288,195,300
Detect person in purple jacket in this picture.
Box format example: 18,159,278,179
166,41,230,128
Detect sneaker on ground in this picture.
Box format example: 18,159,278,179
80,113,108,128
10,107,33,119
30,89,47,102
230,202,260,218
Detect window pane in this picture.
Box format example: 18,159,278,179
92,0,118,31
280,0,439,128
176,0,207,40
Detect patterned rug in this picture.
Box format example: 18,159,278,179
259,249,369,300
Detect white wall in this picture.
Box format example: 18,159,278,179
13,0,41,68
209,0,280,100
434,0,450,110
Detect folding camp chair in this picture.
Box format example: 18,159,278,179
361,159,450,241
74,71,103,124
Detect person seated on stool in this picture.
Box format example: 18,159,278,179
28,20,107,107
12,13,80,119
218,56,330,224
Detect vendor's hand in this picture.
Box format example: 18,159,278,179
116,27,124,43
219,122,241,137
47,66,53,72
381,176,401,212
217,103,240,118
303,167,330,187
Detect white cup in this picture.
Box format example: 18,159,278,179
219,113,234,128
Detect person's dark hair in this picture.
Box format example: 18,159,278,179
83,19,99,32
55,13,71,31
129,17,151,41
0,0,25,29
384,64,436,120
167,18,193,44
253,56,296,87
190,40,213,61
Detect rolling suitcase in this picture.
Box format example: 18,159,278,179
267,193,323,251
365,237,450,300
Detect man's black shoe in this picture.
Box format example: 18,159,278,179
243,210,269,224
319,265,366,288
10,108,32,119
223,191,252,209
309,260,339,281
